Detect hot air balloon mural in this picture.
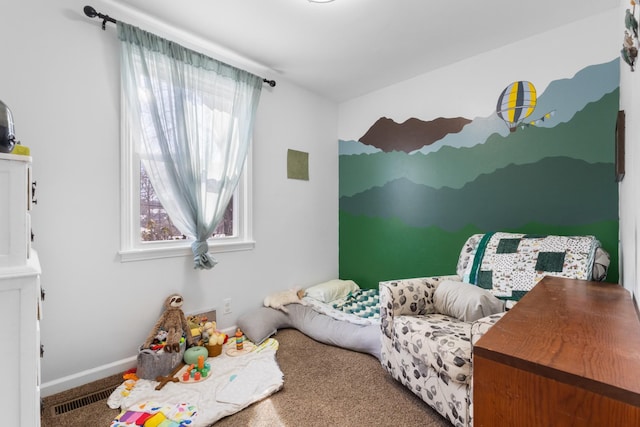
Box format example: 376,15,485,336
496,81,537,132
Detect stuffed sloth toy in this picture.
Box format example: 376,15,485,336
263,288,306,313
143,294,194,353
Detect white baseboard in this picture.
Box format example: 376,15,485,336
40,324,238,397
40,356,137,397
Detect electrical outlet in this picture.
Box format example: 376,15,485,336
223,298,232,315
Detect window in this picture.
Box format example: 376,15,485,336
139,165,233,241
118,24,261,264
119,106,254,262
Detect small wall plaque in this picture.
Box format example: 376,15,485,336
287,149,309,181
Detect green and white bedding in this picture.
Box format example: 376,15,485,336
331,289,380,320
458,232,602,300
303,288,380,326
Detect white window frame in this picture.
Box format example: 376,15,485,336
118,100,255,262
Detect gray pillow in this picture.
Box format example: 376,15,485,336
237,307,292,344
236,304,381,359
433,280,505,322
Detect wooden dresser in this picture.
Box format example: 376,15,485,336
473,276,640,426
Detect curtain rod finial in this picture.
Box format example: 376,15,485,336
83,5,97,18
263,79,276,87
83,5,116,30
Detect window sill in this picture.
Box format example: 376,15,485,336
119,239,256,262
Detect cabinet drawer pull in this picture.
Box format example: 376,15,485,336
31,181,37,205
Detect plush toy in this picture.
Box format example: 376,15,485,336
187,315,202,331
142,294,194,353
149,330,169,350
199,321,212,343
263,288,306,313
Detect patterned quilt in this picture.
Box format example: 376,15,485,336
460,232,600,300
331,289,380,320
303,288,380,326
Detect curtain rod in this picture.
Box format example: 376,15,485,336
82,5,277,87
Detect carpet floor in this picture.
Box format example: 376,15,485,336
41,328,450,426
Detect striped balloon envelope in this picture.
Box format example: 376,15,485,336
496,81,537,132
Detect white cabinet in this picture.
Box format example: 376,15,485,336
0,152,32,267
0,153,41,427
0,253,41,426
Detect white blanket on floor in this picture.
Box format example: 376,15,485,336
107,341,283,426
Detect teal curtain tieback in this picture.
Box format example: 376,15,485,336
192,240,217,270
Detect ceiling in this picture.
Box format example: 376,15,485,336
102,0,620,103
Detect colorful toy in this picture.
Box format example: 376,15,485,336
235,328,244,351
142,294,194,353
177,359,211,384
193,317,228,348
111,401,198,427
120,368,139,397
183,346,208,365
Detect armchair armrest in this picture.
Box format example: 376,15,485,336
379,275,460,339
470,312,507,347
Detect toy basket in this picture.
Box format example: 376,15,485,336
205,343,222,357
136,341,186,380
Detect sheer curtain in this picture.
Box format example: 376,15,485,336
118,22,262,269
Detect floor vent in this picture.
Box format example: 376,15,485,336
51,385,117,416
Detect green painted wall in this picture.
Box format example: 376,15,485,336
339,60,620,289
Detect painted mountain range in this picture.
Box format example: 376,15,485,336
340,58,619,157
340,88,618,198
359,117,471,153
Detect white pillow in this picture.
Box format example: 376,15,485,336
433,280,505,322
305,279,360,303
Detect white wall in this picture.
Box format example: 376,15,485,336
619,4,640,299
1,0,338,395
339,10,620,142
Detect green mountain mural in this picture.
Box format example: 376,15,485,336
340,89,618,198
340,157,617,231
